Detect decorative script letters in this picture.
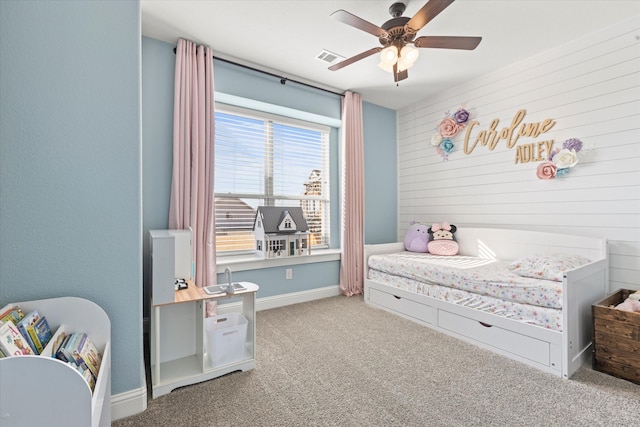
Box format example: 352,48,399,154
463,109,556,163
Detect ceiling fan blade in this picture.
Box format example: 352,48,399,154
414,36,482,50
405,0,455,35
328,47,382,71
393,64,409,83
331,10,388,37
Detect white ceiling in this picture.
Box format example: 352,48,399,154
141,0,640,110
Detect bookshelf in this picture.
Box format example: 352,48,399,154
0,297,111,427
151,282,258,398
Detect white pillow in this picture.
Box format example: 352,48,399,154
508,254,591,282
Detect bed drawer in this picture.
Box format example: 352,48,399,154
438,310,550,366
369,288,435,325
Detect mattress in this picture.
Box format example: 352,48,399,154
367,252,564,331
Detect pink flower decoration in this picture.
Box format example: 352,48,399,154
439,117,460,138
536,161,557,180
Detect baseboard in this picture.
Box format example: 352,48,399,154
121,285,340,420
216,285,340,313
111,385,147,422
257,285,341,311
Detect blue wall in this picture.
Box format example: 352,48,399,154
0,0,395,406
142,36,397,302
363,103,398,244
141,37,177,319
0,0,143,396
0,3,395,403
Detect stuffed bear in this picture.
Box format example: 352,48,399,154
404,221,430,253
615,297,640,313
427,222,459,256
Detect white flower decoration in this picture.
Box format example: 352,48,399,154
552,148,579,169
431,133,443,146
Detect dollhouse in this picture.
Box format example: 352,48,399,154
253,206,310,258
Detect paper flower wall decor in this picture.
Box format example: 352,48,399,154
536,138,585,180
431,105,470,160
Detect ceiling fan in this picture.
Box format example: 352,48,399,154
328,0,482,82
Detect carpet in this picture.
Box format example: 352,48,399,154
113,295,640,426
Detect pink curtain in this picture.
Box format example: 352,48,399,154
169,39,216,289
339,91,365,296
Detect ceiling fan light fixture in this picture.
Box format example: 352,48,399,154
379,46,398,66
377,61,395,73
400,45,419,64
396,57,411,72
397,45,419,72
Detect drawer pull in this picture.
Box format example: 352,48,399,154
393,295,401,300
479,321,493,328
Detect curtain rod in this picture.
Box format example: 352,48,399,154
173,47,344,98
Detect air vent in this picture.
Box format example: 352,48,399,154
315,49,344,64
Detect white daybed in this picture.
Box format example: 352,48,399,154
364,228,609,378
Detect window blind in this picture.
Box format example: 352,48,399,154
214,105,331,254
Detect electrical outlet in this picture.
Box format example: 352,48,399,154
286,268,292,280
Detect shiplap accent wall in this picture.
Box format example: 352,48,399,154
397,16,640,293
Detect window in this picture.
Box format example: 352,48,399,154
214,104,331,255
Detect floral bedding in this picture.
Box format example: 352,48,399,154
367,252,565,331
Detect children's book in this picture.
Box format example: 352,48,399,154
0,304,25,326
72,333,102,379
54,333,75,363
16,310,41,354
50,330,68,357
83,333,102,371
55,332,98,389
69,333,96,381
33,316,53,352
0,303,19,319
0,304,14,321
51,330,103,392
75,361,96,392
0,320,34,356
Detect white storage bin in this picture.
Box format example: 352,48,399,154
205,313,248,367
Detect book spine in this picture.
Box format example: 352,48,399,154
2,310,25,330
50,330,68,357
55,332,76,363
0,306,24,324
17,322,38,354
27,326,43,354
0,305,16,320
66,332,81,365
70,333,87,367
34,317,52,350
